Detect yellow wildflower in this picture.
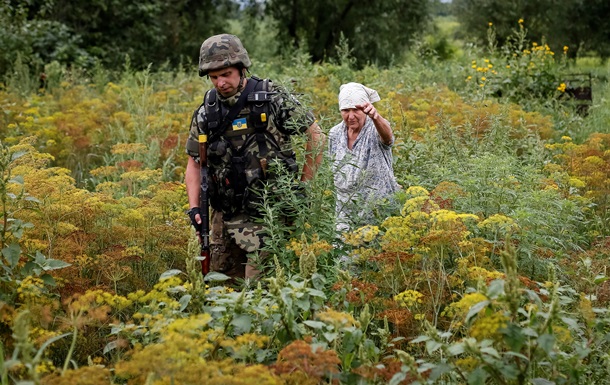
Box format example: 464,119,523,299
469,312,508,340
394,289,424,309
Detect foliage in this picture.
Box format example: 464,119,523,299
258,0,431,67
1,28,610,383
452,0,610,60
463,20,569,103
390,247,610,385
0,0,238,77
0,140,70,307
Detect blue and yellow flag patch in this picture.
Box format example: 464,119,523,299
232,118,247,131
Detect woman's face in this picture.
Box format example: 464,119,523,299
340,108,366,131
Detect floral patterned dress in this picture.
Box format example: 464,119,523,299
328,117,400,231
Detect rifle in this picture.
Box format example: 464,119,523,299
198,134,211,275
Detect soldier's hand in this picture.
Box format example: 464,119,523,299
187,207,203,233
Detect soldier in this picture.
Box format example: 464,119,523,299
185,34,324,281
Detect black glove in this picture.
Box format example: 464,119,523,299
187,207,203,232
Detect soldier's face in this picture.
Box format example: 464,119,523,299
208,67,242,97
341,108,366,131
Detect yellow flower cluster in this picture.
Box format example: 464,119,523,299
401,196,433,216
552,325,573,345
478,214,519,233
30,327,62,348
381,226,416,252
75,289,133,310
405,186,430,198
467,266,505,282
220,333,270,351
348,246,377,263
120,169,162,183
343,225,380,246
315,308,359,329
430,210,478,229
165,314,213,335
17,276,46,303
128,276,185,312
442,292,488,319
287,233,333,257
111,142,148,155
528,42,555,57
35,359,56,375
469,312,508,341
394,289,424,309
455,356,479,371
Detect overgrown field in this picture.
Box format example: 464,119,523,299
2,27,610,384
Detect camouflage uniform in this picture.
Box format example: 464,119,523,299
186,34,315,279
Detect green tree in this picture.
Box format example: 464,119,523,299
45,0,239,69
453,0,610,59
263,0,430,67
0,0,239,75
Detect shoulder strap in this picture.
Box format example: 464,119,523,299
205,78,260,139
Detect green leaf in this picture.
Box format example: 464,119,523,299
389,372,407,385
594,275,608,285
204,272,230,282
295,297,310,311
504,351,530,361
160,269,183,280
306,288,326,298
303,320,326,329
522,327,539,337
531,378,555,385
2,243,21,267
447,342,465,356
467,367,488,385
465,300,490,323
43,258,71,271
11,151,26,162
231,314,252,334
537,334,555,355
425,339,442,354
8,175,24,184
103,340,120,354
503,324,526,351
560,316,579,330
40,273,56,287
410,335,431,343
178,294,191,311
323,332,338,342
480,347,501,358
429,362,452,381
486,279,505,298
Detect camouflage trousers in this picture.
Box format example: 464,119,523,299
210,210,266,280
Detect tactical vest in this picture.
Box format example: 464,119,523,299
202,76,299,218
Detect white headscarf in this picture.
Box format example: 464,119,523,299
338,82,380,110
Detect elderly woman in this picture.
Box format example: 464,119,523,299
328,82,400,232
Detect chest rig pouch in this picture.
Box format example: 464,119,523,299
203,77,299,218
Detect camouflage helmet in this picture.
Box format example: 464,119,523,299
198,34,252,77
